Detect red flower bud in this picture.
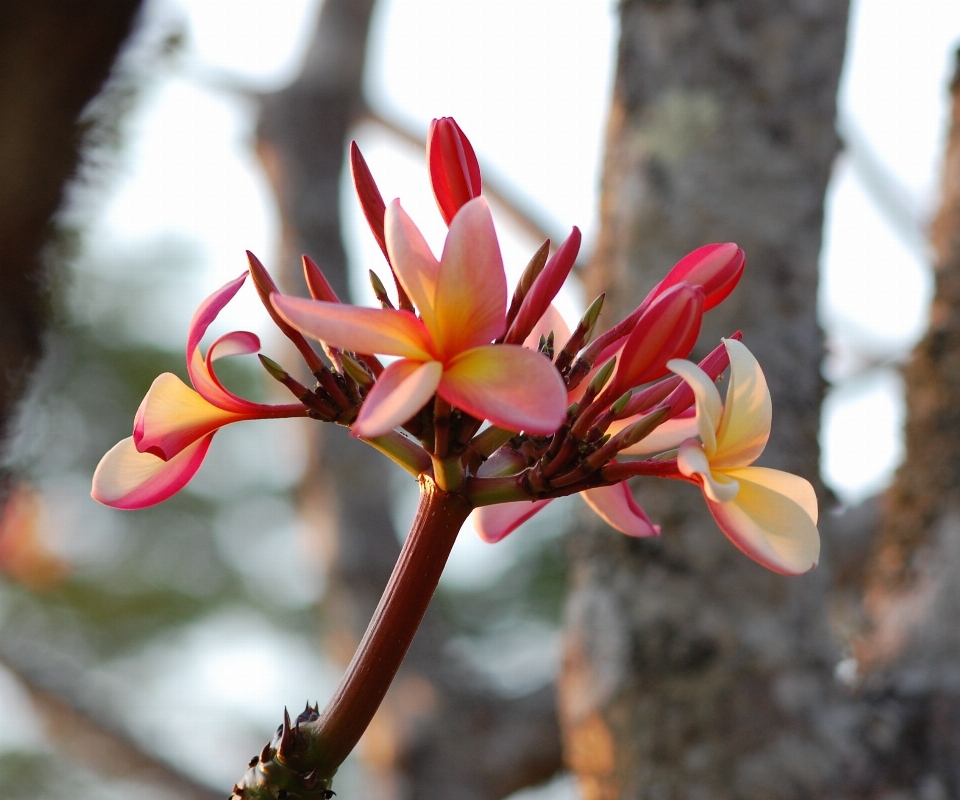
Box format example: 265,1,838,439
427,117,482,225
652,242,744,311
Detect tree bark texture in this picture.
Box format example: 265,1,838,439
255,3,562,797
841,50,960,799
561,2,849,798
0,0,143,488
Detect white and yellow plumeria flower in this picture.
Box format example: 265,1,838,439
667,338,820,575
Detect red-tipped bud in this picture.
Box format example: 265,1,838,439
607,283,704,397
350,141,388,259
302,255,341,303
427,117,481,225
505,227,581,344
652,243,744,311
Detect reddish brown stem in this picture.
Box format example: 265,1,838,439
308,476,472,778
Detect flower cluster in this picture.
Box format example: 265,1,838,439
92,117,819,575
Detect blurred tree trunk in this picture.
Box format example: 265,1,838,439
843,50,960,798
255,2,562,797
560,1,850,797
0,0,143,489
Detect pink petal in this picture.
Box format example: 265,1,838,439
581,483,660,537
472,499,552,544
191,331,272,413
134,373,247,460
427,117,482,226
653,243,744,312
186,273,247,372
385,200,440,327
506,227,581,344
432,198,507,358
91,434,214,510
440,345,566,434
272,294,435,361
523,304,572,351
353,359,443,438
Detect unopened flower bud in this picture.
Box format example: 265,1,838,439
427,117,482,225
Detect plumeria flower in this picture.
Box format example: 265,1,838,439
667,338,820,575
92,274,309,509
272,197,568,439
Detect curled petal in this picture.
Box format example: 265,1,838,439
440,345,566,434
712,338,771,468
272,295,435,361
353,359,443,438
92,435,214,510
190,331,272,413
667,358,722,455
186,273,247,369
134,373,245,460
433,197,506,357
705,468,820,575
582,483,660,538
385,200,440,326
472,499,551,544
678,440,739,503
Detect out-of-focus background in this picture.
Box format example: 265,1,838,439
0,1,958,798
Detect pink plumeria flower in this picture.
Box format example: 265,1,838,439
92,274,308,509
273,197,568,439
667,338,820,575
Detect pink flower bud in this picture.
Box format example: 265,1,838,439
607,282,704,397
427,117,482,225
505,227,581,344
350,141,388,260
652,242,744,311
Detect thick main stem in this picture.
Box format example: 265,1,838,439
309,476,472,777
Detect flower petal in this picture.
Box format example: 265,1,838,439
472,499,551,544
272,294,435,361
582,483,660,538
91,435,214,510
433,197,506,358
722,466,818,524
190,331,273,413
705,468,820,575
134,373,245,459
616,409,699,455
385,200,440,326
523,304,571,351
653,243,744,311
353,359,443,438
712,338,771,468
186,273,247,368
667,358,722,455
677,440,739,503
440,345,566,434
